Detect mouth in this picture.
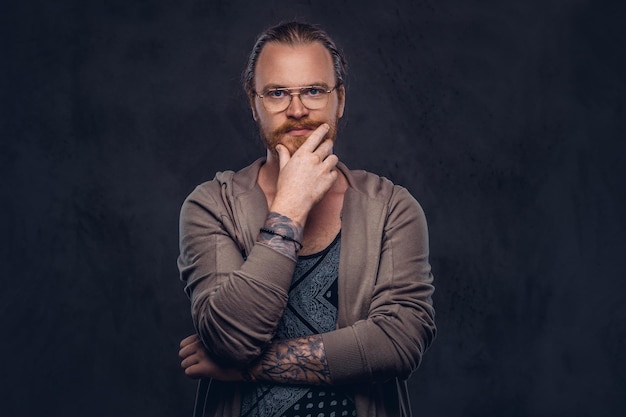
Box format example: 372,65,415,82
286,127,314,136
274,119,324,139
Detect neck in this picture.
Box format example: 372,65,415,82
258,151,280,193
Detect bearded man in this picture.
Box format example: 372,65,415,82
177,21,436,417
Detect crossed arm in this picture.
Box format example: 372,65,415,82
178,192,436,386
179,211,332,385
179,333,331,385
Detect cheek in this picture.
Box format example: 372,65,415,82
326,99,343,121
255,114,271,135
257,112,280,130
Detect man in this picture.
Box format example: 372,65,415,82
177,21,436,417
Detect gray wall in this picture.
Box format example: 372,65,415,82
2,0,625,416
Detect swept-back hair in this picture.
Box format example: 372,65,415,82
242,21,347,98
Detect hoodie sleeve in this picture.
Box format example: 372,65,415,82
322,186,436,384
178,181,296,366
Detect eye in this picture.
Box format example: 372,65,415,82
304,87,324,97
266,89,287,99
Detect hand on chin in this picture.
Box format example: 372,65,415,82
275,134,309,156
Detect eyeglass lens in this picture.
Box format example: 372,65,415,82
262,87,330,112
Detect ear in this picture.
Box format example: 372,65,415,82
249,95,259,121
336,85,346,119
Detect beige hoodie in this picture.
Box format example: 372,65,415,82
178,158,436,416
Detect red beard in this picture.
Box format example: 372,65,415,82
261,118,338,156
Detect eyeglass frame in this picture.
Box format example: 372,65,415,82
254,84,340,113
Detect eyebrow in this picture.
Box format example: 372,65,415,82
261,82,332,91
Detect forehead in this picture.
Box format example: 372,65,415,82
254,42,335,89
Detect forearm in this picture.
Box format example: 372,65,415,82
181,196,305,364
257,211,304,262
247,334,331,385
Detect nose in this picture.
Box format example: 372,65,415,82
285,93,309,119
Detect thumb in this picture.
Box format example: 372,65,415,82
276,145,290,170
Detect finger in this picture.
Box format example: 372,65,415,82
276,144,290,170
184,364,205,379
322,154,339,169
313,139,335,160
181,355,199,369
179,340,201,359
180,334,199,348
179,345,193,359
298,123,330,152
323,168,339,185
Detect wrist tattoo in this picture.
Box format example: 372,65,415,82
257,212,304,261
254,335,331,385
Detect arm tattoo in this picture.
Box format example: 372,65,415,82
257,212,304,262
250,335,331,385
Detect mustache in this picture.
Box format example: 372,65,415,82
273,119,324,136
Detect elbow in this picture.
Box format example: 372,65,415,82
404,306,437,372
194,318,267,367
190,289,281,366
372,309,437,381
404,316,437,376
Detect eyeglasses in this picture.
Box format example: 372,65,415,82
255,85,338,113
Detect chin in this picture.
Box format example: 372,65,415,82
262,121,338,157
288,136,308,153
266,135,307,158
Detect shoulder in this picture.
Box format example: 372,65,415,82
339,163,418,207
183,158,264,207
340,164,392,198
339,163,427,236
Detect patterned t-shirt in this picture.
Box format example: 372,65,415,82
240,234,357,417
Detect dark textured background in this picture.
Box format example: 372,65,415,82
2,0,625,416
